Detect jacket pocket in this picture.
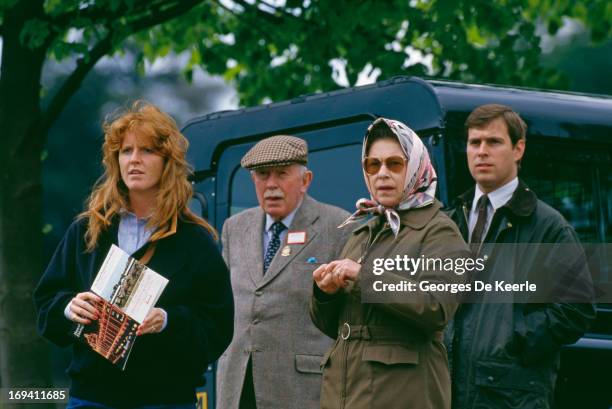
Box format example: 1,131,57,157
362,344,419,365
474,359,546,391
473,359,550,409
320,348,332,370
295,354,324,374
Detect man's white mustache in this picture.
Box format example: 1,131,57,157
264,189,285,199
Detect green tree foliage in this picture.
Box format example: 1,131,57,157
0,0,610,394
127,0,611,105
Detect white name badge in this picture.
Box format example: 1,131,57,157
287,231,306,244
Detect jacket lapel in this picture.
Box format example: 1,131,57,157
257,196,319,289
246,208,266,286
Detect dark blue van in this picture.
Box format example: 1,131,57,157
183,76,612,409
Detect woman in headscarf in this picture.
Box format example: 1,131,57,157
34,102,234,408
310,118,469,409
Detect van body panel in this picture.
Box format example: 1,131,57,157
183,77,444,176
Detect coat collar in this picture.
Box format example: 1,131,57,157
98,212,178,246
95,214,186,282
151,213,178,241
456,179,537,218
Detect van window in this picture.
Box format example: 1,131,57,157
229,169,255,216
230,144,368,216
522,160,598,242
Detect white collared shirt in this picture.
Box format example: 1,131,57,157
263,205,300,258
468,177,518,242
118,210,153,255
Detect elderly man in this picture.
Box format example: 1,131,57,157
216,135,350,409
446,104,595,409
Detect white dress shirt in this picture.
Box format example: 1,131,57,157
263,205,299,258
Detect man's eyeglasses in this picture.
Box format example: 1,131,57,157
362,156,407,175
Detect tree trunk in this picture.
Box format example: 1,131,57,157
0,0,54,403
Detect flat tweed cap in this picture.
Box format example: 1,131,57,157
241,135,308,170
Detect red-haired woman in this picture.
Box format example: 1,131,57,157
35,102,234,409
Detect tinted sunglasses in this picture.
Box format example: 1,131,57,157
362,156,407,175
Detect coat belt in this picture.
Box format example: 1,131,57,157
338,323,443,343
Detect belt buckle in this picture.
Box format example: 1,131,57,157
341,322,351,340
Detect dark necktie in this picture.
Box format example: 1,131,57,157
264,222,286,274
470,195,490,245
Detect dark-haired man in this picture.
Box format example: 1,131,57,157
446,104,595,409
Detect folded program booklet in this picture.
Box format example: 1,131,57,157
72,244,169,370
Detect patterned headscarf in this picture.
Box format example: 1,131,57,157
338,118,437,236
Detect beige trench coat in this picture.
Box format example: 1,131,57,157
310,200,470,409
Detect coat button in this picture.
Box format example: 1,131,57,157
487,376,495,382
483,254,488,261
507,222,513,228
252,319,260,325
255,290,262,296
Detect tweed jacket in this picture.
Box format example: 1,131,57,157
216,194,350,409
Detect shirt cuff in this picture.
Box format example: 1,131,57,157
64,300,72,321
160,308,168,332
